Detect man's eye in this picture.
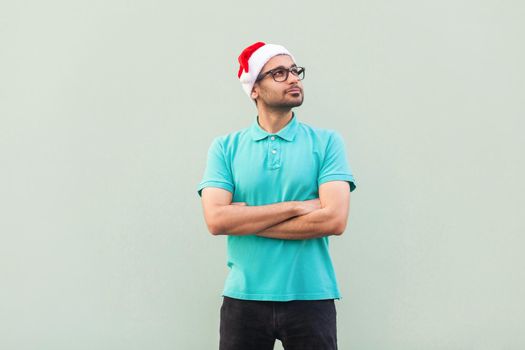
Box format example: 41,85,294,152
291,67,303,75
273,69,286,77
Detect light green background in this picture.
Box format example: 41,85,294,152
1,1,524,349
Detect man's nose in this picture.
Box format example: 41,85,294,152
287,71,300,83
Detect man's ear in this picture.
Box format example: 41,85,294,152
250,84,259,99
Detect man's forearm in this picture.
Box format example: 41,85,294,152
209,201,301,236
255,208,343,240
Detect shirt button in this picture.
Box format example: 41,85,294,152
270,136,275,141
272,149,277,154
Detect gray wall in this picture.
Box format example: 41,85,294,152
1,1,523,349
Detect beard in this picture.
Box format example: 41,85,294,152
261,91,304,110
281,95,304,108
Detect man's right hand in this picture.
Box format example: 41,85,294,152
201,187,324,236
233,199,321,216
295,198,321,216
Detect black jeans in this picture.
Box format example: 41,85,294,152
219,296,337,350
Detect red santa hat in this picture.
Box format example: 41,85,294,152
237,41,296,98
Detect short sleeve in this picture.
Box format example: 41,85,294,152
318,131,357,192
197,137,234,197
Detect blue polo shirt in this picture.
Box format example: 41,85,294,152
197,113,356,301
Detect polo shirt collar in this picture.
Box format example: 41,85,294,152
250,112,299,142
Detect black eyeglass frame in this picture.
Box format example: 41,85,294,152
255,65,306,83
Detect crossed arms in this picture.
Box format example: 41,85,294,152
200,181,351,240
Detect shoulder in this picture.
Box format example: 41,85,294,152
297,120,344,146
209,125,251,152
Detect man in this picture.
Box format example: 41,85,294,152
197,42,357,350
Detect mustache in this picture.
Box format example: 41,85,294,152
286,86,302,93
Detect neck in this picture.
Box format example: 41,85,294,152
256,105,294,134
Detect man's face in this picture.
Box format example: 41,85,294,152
251,55,304,109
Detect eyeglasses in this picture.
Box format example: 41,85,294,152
256,66,305,83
